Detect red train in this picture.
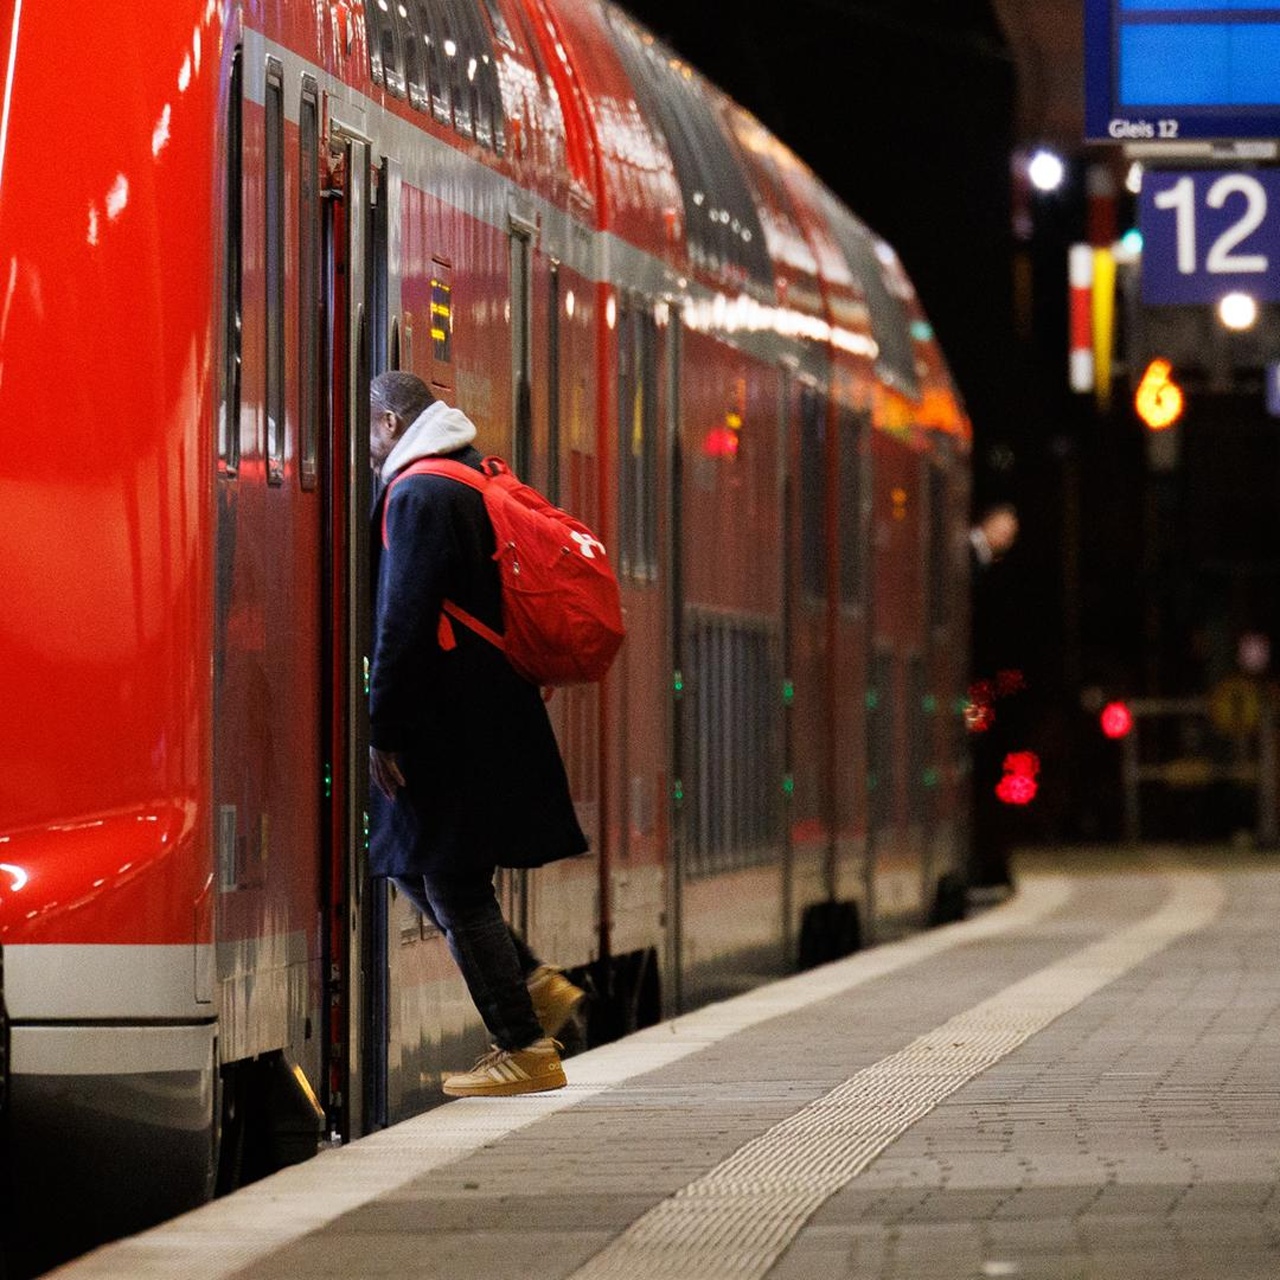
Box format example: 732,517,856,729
0,0,971,1270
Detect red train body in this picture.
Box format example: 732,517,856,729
0,0,971,1270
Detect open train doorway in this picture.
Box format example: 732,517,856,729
319,117,376,1143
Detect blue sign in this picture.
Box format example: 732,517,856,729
1087,1,1280,141
1139,168,1280,303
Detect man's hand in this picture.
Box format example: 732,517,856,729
370,747,406,800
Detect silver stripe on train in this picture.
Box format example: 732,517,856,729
5,943,215,1021
11,1022,217,1077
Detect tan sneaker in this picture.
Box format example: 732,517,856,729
441,1038,567,1097
527,965,587,1038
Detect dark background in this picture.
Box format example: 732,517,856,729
619,0,1280,847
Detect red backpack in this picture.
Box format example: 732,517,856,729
384,456,626,686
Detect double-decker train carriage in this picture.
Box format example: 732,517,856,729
0,0,971,1271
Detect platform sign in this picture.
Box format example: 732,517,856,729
1139,168,1280,302
1086,1,1280,143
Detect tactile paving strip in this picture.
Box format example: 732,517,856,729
49,874,1076,1279
565,871,1225,1280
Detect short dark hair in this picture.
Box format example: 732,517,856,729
371,371,435,424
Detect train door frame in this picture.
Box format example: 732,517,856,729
509,215,536,483
506,212,537,943
777,360,797,969
663,299,685,1015
359,151,405,1133
320,113,374,1143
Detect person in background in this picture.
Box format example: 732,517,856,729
969,502,1019,571
368,370,587,1097
968,501,1022,894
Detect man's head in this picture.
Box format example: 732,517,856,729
978,503,1019,560
370,371,436,470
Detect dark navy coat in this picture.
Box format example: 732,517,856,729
369,446,588,877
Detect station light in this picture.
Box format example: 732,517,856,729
1134,359,1184,431
1028,148,1066,193
1118,227,1143,259
1100,701,1133,740
1218,292,1258,331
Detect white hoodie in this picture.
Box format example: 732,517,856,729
381,400,478,484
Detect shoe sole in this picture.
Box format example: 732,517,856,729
442,1068,567,1098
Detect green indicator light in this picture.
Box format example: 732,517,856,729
782,774,795,797
673,669,684,697
953,696,968,715
362,810,370,852
323,764,333,800
673,779,685,804
865,689,879,711
363,656,370,696
782,678,795,704
923,767,939,788
923,694,937,714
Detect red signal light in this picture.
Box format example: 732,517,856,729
996,772,1038,805
995,750,1040,805
1100,701,1133,739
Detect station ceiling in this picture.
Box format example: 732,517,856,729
990,0,1084,150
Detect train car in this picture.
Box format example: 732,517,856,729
0,0,971,1272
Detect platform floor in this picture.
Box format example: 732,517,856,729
51,847,1280,1279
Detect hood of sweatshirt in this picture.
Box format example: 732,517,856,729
381,400,478,483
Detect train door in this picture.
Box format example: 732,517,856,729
834,406,873,931
777,364,796,969
663,307,685,1012
320,116,375,1142
789,382,835,962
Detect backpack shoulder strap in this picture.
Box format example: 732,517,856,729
382,458,489,547
392,457,488,493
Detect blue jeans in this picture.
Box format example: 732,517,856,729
393,868,544,1051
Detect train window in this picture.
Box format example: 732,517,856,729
402,1,452,125
220,47,243,475
452,0,493,145
445,0,476,138
399,3,430,111
471,2,506,152
617,300,658,580
298,78,320,491
798,387,827,601
480,0,514,48
685,614,781,877
837,409,867,606
368,0,408,98
607,12,772,287
393,0,504,152
826,200,920,400
265,58,285,487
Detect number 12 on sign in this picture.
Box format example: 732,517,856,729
1140,170,1280,304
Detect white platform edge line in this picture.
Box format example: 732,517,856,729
50,874,1077,1279
564,871,1227,1280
